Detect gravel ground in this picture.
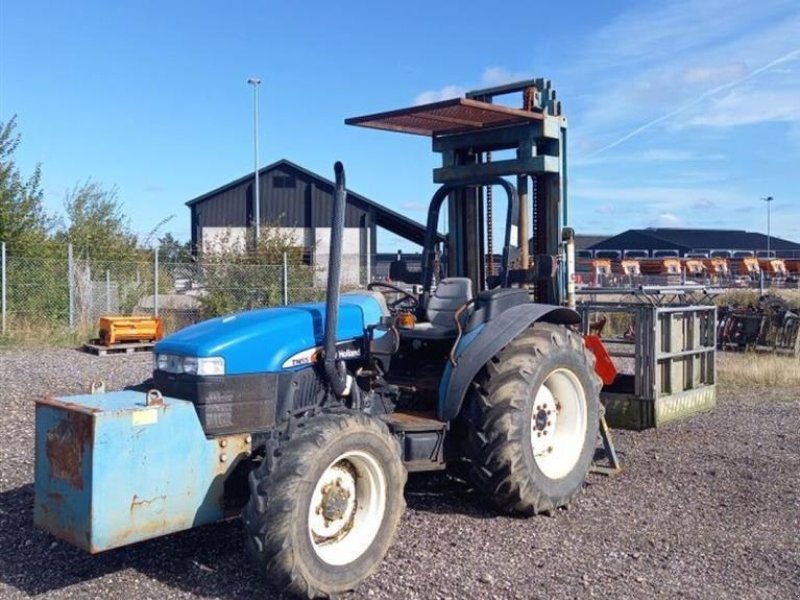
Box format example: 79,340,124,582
1,347,798,600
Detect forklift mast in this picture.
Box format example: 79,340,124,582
346,79,568,304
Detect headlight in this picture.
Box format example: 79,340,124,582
155,353,170,371
196,357,225,376
154,354,224,376
182,356,198,375
184,356,225,376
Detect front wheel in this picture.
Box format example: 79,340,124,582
242,413,406,599
465,322,600,515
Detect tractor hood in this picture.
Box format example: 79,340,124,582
155,293,387,375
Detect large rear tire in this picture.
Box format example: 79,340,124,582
242,413,406,599
465,322,600,515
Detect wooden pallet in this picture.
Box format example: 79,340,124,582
83,341,155,356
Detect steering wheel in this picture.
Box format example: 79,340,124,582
367,282,419,311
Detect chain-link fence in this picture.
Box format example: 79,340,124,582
0,241,368,339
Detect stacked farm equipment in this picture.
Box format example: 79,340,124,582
736,257,761,282
684,259,707,280
704,257,730,285
759,258,789,285
637,257,683,285
717,295,800,357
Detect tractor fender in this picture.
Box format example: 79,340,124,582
437,303,581,421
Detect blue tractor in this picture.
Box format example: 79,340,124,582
35,81,606,598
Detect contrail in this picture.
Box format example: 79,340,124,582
587,47,800,157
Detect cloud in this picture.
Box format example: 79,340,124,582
400,201,427,211
569,2,800,156
573,148,727,167
595,204,614,214
681,63,747,84
653,212,684,227
480,66,532,87
693,198,717,210
689,89,800,127
413,85,466,106
144,184,164,193
413,65,532,105
584,45,800,156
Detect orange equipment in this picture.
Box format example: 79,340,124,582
738,257,760,277
759,258,787,277
704,258,729,277
638,258,681,276
619,259,641,277
590,259,613,285
684,259,706,277
98,316,164,346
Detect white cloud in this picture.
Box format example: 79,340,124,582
571,183,745,209
681,63,747,84
480,66,532,87
413,85,466,106
400,201,427,211
413,65,532,106
689,89,800,126
653,212,684,227
693,198,717,210
571,2,800,155
573,148,727,167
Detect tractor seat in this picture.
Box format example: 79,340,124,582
401,277,473,341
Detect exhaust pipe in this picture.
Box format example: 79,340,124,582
323,161,347,396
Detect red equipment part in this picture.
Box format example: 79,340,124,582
583,334,618,386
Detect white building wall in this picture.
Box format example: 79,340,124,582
201,227,248,253
200,226,363,287
315,227,362,287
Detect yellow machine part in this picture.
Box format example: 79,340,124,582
98,316,164,346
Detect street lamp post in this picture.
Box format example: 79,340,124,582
762,196,774,257
247,77,262,241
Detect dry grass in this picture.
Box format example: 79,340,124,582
717,351,800,389
0,316,91,348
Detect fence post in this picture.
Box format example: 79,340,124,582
282,252,288,306
68,243,75,331
154,248,160,317
106,269,111,313
1,241,6,335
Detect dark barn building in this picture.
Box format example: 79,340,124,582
588,228,800,259
186,159,432,284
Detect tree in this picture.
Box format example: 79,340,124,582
197,226,318,318
60,180,139,261
157,232,192,263
0,116,53,252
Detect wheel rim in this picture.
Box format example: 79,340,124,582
530,368,588,480
308,450,387,566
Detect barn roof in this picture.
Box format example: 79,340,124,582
589,228,800,251
186,159,443,246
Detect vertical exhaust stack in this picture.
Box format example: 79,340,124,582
323,161,347,396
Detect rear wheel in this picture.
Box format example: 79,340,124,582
242,413,406,598
465,322,600,515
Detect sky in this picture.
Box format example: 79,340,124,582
1,0,798,252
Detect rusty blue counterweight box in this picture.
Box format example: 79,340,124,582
34,390,250,552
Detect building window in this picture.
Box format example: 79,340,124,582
274,175,296,189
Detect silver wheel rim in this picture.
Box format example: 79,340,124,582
530,368,588,480
308,450,387,566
